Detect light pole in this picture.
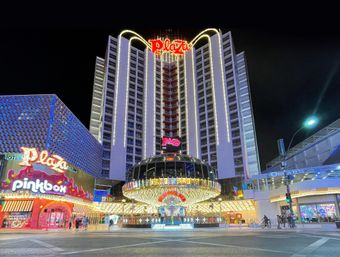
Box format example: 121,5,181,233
122,199,126,227
278,115,319,228
218,197,222,224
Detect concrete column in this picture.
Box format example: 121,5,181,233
334,194,340,218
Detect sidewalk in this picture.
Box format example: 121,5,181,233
1,224,339,234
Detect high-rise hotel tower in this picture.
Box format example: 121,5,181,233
90,29,260,180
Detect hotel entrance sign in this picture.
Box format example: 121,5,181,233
149,38,190,55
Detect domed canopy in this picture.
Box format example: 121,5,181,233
126,153,218,182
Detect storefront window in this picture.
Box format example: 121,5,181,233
300,203,337,223
1,212,32,228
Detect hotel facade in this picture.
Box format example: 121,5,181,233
89,29,261,180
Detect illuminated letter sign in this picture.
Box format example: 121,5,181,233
162,137,181,147
149,38,190,55
12,178,67,194
161,137,182,152
19,147,68,173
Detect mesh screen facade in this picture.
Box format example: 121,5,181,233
0,95,102,177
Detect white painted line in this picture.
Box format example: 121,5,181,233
182,239,292,254
61,239,179,255
30,239,64,252
290,237,329,257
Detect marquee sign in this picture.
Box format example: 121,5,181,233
19,147,68,174
1,167,93,201
149,38,190,55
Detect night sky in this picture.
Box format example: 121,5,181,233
1,18,340,170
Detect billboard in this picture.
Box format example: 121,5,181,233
0,148,95,201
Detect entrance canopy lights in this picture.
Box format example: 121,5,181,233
122,178,221,207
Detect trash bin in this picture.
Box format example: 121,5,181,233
335,220,340,229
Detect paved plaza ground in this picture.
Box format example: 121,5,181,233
0,228,340,257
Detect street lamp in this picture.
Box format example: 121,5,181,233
218,197,222,223
278,115,319,228
122,199,126,227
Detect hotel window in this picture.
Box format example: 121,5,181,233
103,151,111,159
127,138,134,145
135,139,142,146
127,146,133,153
104,116,112,122
232,138,241,146
128,122,134,128
226,72,234,79
126,155,133,162
107,91,114,98
104,124,112,131
231,120,238,129
107,83,114,91
136,115,142,122
103,132,111,140
224,49,231,56
228,95,236,102
103,141,111,149
223,35,230,42
108,75,115,82
105,106,113,114
223,42,231,48
232,130,240,137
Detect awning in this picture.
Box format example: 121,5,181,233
73,204,95,215
1,200,34,212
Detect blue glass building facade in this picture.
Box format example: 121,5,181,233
0,95,102,177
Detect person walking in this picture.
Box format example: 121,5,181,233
108,219,113,231
277,215,282,229
282,214,287,228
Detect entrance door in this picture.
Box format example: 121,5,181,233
39,203,71,229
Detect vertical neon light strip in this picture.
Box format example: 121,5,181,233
160,56,163,137
153,56,156,155
183,53,189,154
216,32,230,142
191,51,199,157
143,49,149,158
177,58,181,137
112,35,122,145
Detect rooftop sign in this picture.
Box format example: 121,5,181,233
149,38,190,55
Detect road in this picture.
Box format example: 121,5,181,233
0,229,340,256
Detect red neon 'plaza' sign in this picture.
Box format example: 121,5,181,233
149,38,190,55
